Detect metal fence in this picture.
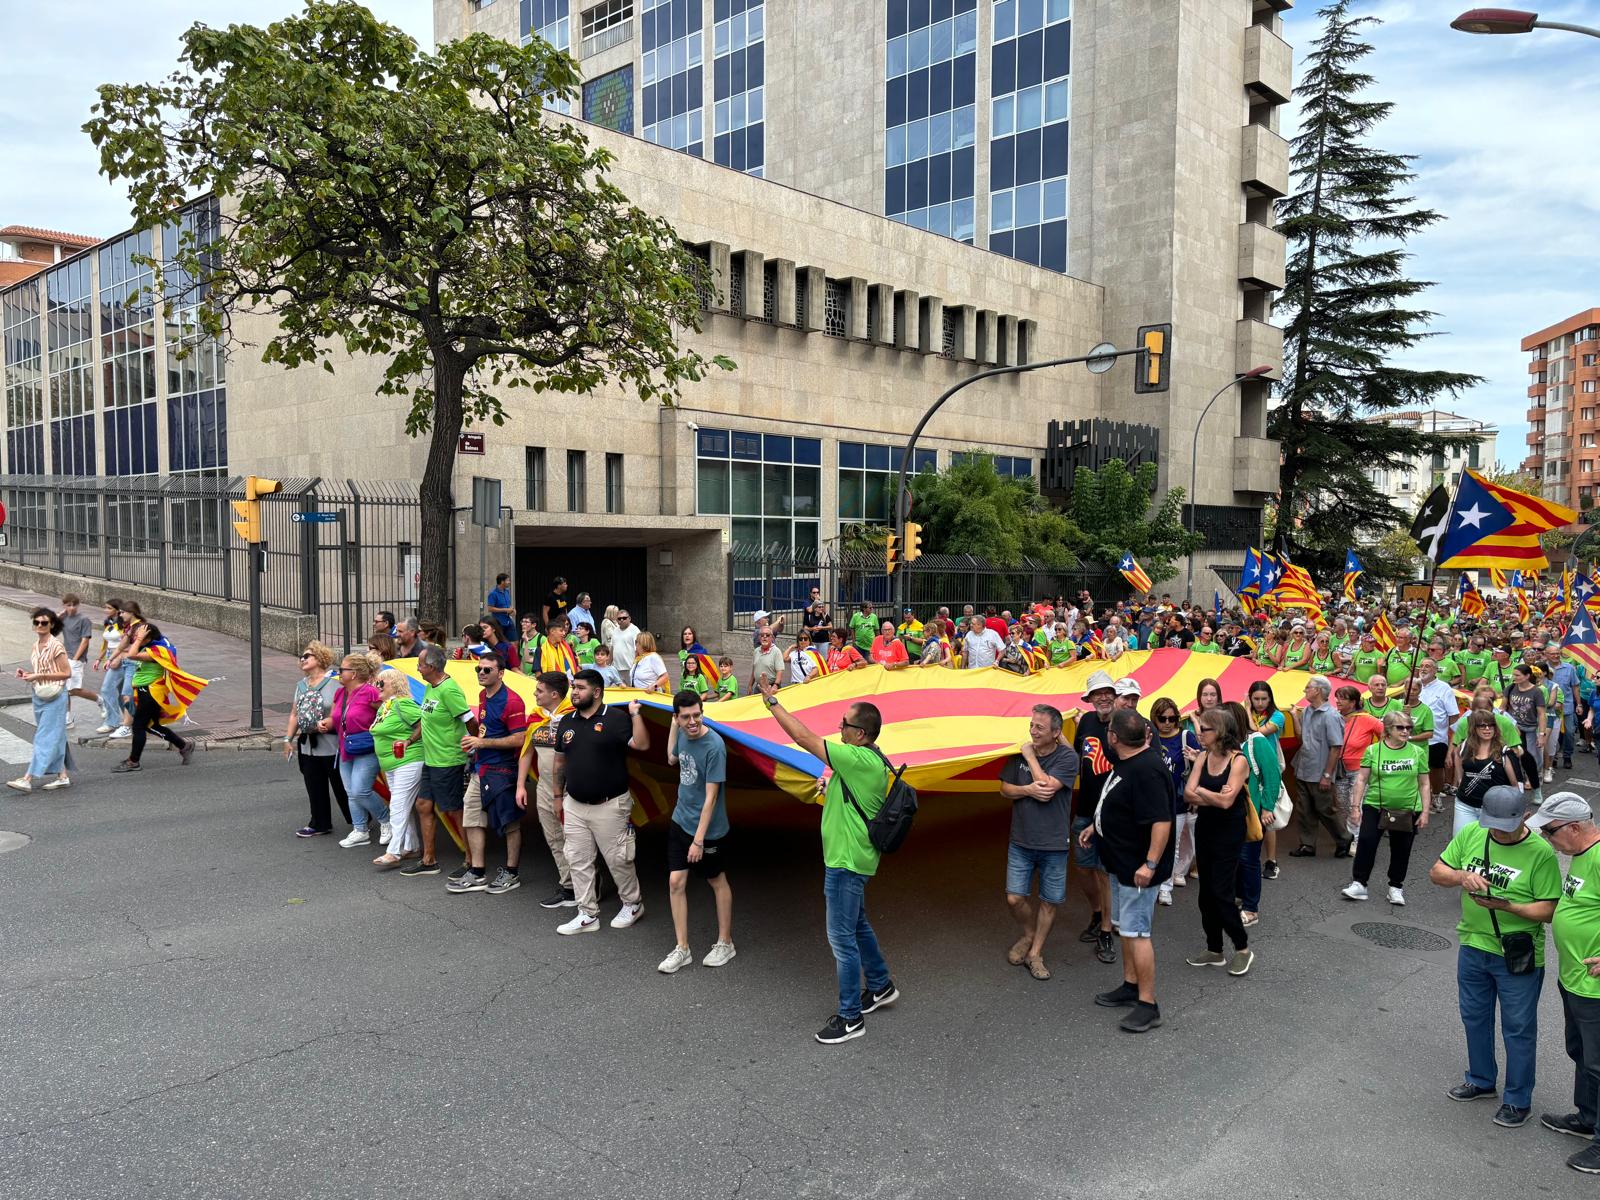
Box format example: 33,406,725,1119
0,474,447,649
726,543,1125,630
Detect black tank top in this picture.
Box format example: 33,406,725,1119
1458,750,1515,809
1195,752,1247,839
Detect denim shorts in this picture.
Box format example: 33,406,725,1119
1006,843,1069,905
1071,816,1101,870
1109,876,1158,938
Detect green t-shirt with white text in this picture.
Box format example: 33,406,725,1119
1441,824,1561,968
419,677,472,767
1555,841,1600,998
1359,739,1427,812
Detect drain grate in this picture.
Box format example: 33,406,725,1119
1351,921,1451,951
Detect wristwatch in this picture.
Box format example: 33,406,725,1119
763,695,779,709
1143,858,1158,870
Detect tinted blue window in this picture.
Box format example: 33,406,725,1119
698,428,730,457
795,438,822,466
953,53,975,106
910,0,929,27
840,442,864,469
886,164,906,214
914,449,937,473
1017,30,1044,86
993,41,1016,95
929,153,951,205
888,0,908,37
907,69,928,121
990,136,1014,190
1045,22,1070,77
1042,121,1069,174
732,431,762,460
1016,127,1043,184
990,231,1013,256
764,434,792,463
930,59,951,110
1041,220,1068,273
866,444,891,471
932,0,952,20
907,158,929,209
953,145,974,197
1014,224,1042,266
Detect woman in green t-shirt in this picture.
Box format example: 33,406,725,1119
1309,630,1338,676
370,669,424,868
1342,709,1431,905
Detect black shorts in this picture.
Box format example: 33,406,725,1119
420,764,467,811
667,821,728,878
1428,742,1447,770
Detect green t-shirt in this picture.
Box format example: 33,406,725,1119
1282,641,1312,670
848,611,878,653
1359,739,1427,811
681,673,710,697
1555,841,1600,998
897,621,925,657
418,677,472,767
132,659,162,688
1193,640,1222,655
1407,701,1434,742
1049,638,1076,665
1330,634,1351,651
821,740,890,877
1454,650,1491,685
1351,650,1387,687
1440,824,1561,967
715,674,738,700
1451,711,1522,748
371,695,424,775
573,637,599,665
1384,655,1415,685
1363,697,1401,720
1311,651,1338,675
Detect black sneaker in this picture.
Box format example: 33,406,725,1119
815,1014,865,1044
446,864,473,884
1079,912,1103,943
399,858,441,877
1541,1112,1597,1139
486,867,521,896
446,870,489,894
1564,758,1574,770
1569,1144,1600,1175
1262,860,1280,880
1095,930,1117,964
1094,981,1139,1008
1334,840,1353,859
860,982,899,1014
1119,1001,1161,1033
1493,1104,1531,1128
1288,845,1316,858
1448,1083,1497,1102
539,886,578,909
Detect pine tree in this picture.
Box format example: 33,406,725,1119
1271,0,1482,576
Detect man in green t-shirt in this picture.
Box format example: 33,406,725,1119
1362,674,1401,721
400,645,479,878
756,673,897,1045
1430,786,1561,1127
1528,793,1600,1172
848,602,878,655
1454,636,1492,689
1351,635,1387,690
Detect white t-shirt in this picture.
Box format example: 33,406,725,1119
1418,678,1460,746
789,647,819,685
963,628,1004,668
631,652,667,691
609,623,640,673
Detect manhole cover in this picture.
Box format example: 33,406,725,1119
1351,921,1451,951
0,830,31,854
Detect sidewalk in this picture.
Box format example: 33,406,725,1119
0,582,302,748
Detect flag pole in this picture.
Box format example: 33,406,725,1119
1403,473,1468,687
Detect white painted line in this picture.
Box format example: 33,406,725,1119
0,726,34,765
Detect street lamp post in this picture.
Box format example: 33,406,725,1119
1185,366,1274,605
1450,9,1600,38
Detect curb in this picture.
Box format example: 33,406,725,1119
72,732,285,753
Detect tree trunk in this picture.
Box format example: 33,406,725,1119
419,350,467,625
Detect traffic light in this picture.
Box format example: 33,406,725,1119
903,521,923,564
231,475,282,544
1134,323,1171,394
886,533,900,575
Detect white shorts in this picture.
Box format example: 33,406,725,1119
69,661,85,690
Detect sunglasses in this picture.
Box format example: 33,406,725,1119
1540,823,1571,839
474,666,498,675
31,618,50,627
839,718,866,733
1155,713,1178,723
299,653,315,660
1392,725,1413,732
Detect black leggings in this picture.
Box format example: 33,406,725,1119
130,686,185,764
1351,805,1417,888
298,750,350,832
1196,836,1248,954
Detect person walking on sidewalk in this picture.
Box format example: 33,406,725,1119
756,673,899,1046
515,671,577,909
7,608,74,793
1182,707,1255,978
399,645,478,877
552,668,649,934
658,689,736,974
1342,710,1431,905
94,598,133,738
286,641,349,836
113,617,197,776
59,594,97,730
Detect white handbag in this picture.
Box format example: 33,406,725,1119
32,681,63,701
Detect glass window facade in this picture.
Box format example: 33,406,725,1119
839,442,936,524
885,0,978,243
45,257,95,476
988,0,1071,271
712,0,764,176
954,449,1034,478
98,227,158,477
165,199,228,552
583,65,635,133
641,0,704,155
521,0,573,114
695,426,821,558
3,281,44,476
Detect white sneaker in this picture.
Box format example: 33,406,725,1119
378,822,391,846
5,778,32,792
42,777,70,790
658,945,694,973
338,828,370,848
1171,875,1187,888
1157,887,1173,906
65,715,75,729
557,911,599,936
109,726,131,739
610,902,644,929
1544,767,1555,784
94,724,113,734
703,940,737,968
1341,881,1369,901
1387,886,1406,906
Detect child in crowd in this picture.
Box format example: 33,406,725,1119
593,644,624,689
681,655,710,697
573,621,600,665
715,655,738,701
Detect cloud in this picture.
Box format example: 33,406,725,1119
1281,1,1600,469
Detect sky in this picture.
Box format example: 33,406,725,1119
2,0,1596,470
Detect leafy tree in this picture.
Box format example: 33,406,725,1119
84,1,730,620
1362,527,1421,584
1064,459,1201,586
1271,0,1482,576
910,455,1076,570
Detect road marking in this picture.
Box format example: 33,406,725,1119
0,726,32,765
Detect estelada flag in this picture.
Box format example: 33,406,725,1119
1118,553,1153,593
1457,574,1485,619
143,637,208,721
1436,470,1577,571
1490,568,1510,590
1371,612,1397,653
1342,550,1363,603
1565,611,1600,677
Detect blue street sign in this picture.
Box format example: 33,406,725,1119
290,511,339,524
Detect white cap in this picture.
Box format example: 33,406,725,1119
752,610,770,622
1114,676,1143,697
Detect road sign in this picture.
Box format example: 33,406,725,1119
471,477,502,529
290,511,339,525
459,432,485,455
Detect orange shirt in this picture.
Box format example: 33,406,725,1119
1342,712,1385,772
870,636,908,666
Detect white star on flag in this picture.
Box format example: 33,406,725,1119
1573,618,1593,641
1455,504,1490,529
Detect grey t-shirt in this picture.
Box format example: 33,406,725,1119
61,612,94,660
751,645,785,688
673,728,729,840
1292,701,1344,784
1002,744,1079,851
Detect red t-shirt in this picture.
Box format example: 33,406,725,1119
826,645,864,673
870,636,909,666
985,617,1009,641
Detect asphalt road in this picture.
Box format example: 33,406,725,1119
4,725,1600,1200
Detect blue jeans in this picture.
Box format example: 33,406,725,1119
1559,717,1575,764
1235,838,1262,913
29,689,69,777
1458,944,1544,1108
1006,844,1069,906
99,662,133,727
339,754,386,831
824,866,890,1022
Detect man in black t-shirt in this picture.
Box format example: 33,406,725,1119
542,576,570,631
1084,708,1174,1033
1072,670,1119,964
552,668,649,936
1005,704,1080,979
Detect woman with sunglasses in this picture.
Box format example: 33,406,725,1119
1175,678,1224,887
285,641,350,838
1342,709,1431,905
1150,698,1187,906
7,608,74,792
1454,710,1524,837
1247,682,1287,878
326,653,387,849
1183,708,1254,975
1502,663,1548,795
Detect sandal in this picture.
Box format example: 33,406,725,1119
373,853,404,867
1007,935,1033,966
1025,955,1052,981
1241,911,1260,927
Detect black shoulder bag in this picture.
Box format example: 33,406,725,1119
1482,831,1536,976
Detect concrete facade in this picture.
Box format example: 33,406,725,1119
1360,409,1498,529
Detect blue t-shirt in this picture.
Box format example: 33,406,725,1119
486,586,515,636
674,728,729,840
475,685,529,772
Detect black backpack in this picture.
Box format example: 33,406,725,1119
839,746,918,854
